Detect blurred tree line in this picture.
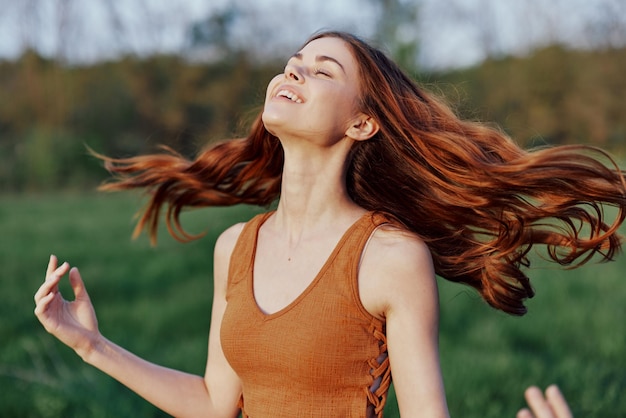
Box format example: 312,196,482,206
434,45,626,151
1,0,625,193
0,49,281,192
1,42,625,193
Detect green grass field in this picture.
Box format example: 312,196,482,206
1,193,624,417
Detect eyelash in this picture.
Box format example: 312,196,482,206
284,62,332,78
313,68,331,77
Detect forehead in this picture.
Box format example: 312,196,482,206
297,37,358,73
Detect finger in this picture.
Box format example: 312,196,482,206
525,386,555,418
545,385,572,418
46,254,58,276
47,261,70,295
52,261,70,279
516,408,534,418
34,271,63,303
34,291,56,317
69,267,91,302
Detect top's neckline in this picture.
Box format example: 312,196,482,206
249,211,372,320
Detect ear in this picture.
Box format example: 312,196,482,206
345,115,380,141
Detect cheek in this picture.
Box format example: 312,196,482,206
328,90,360,121
265,74,283,101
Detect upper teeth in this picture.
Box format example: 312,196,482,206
277,89,303,103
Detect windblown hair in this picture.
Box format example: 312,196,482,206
98,31,626,315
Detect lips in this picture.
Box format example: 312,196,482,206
275,87,304,103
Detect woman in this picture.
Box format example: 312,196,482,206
35,31,624,417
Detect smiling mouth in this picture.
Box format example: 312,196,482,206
276,89,303,103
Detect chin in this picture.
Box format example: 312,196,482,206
261,110,283,137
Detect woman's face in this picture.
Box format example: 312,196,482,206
262,36,363,146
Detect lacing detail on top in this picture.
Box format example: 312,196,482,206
366,325,391,417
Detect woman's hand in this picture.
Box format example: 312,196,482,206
517,385,573,418
34,255,101,358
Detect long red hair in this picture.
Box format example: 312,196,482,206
97,31,626,315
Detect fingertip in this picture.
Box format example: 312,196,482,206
46,254,58,273
525,385,541,397
523,385,545,409
53,260,68,271
69,267,85,288
55,261,71,275
545,384,572,417
545,384,559,396
516,408,532,418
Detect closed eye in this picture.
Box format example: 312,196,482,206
314,68,332,77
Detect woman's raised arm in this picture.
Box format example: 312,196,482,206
34,224,244,417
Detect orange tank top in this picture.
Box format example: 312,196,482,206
220,211,392,417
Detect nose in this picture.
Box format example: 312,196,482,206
285,64,302,82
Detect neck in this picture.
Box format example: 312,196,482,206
270,140,365,244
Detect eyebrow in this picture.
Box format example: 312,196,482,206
291,52,346,74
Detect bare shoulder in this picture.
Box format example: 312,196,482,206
213,222,246,290
362,224,434,279
368,224,431,261
214,222,246,258
359,225,437,319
